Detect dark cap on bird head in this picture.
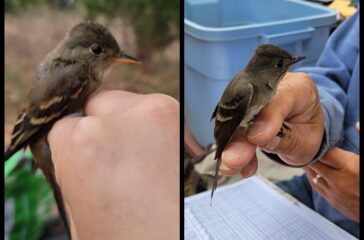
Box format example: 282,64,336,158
255,44,291,57
254,44,305,65
60,21,141,65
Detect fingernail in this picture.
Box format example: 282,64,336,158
264,136,281,150
248,122,266,138
259,146,273,153
219,162,231,172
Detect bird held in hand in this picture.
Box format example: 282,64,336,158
210,44,305,201
4,22,140,238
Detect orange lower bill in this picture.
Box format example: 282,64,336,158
113,57,141,65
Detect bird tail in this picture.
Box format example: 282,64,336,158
49,172,72,239
5,145,29,162
29,138,72,239
5,147,17,161
210,157,222,205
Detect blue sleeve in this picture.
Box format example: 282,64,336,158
295,11,359,160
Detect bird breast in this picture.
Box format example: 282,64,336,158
239,87,275,128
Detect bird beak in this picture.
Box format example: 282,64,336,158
113,53,141,64
291,56,306,64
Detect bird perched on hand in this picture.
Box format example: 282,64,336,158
210,44,305,201
4,22,140,238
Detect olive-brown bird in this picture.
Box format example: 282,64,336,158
210,44,305,202
4,22,140,238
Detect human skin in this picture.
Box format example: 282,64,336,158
48,90,180,240
305,147,359,222
219,72,359,221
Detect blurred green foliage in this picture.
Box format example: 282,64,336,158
6,0,74,11
5,0,45,12
81,0,180,60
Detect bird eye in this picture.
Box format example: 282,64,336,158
89,44,103,55
275,59,284,68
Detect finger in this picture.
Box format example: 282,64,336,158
240,154,258,178
85,90,141,116
257,122,303,154
257,122,323,166
220,129,257,173
320,147,357,169
308,161,337,185
220,155,258,178
304,165,330,188
304,167,329,196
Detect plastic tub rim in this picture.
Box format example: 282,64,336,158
184,0,338,33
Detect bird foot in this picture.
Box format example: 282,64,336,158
277,122,291,138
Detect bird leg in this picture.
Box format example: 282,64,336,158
277,122,291,138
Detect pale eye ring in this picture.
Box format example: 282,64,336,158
89,44,103,55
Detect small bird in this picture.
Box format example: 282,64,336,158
4,22,140,238
210,44,305,201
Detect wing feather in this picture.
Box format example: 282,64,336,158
5,63,90,160
210,83,254,199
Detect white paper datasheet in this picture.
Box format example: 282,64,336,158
184,176,357,240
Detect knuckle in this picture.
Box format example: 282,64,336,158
306,82,319,105
71,117,100,148
146,93,179,109
139,93,179,120
298,73,319,103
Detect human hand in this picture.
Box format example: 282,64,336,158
219,72,325,176
48,90,180,240
304,147,359,222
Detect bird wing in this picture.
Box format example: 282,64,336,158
210,82,254,199
5,63,90,160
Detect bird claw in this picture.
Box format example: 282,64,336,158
277,122,291,138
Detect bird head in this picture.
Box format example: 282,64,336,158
54,22,140,71
246,44,305,83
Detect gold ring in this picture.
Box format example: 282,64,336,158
312,174,321,184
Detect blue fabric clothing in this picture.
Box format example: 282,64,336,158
300,11,360,156
278,11,360,238
276,175,314,209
